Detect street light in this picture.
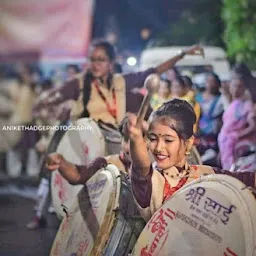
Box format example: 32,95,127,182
127,56,137,66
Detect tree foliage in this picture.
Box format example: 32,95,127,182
151,0,223,47
222,0,256,68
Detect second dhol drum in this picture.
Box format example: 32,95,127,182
51,118,106,219
51,164,145,256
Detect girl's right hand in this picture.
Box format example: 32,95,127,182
45,153,63,171
127,113,148,141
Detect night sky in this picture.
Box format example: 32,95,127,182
92,0,172,52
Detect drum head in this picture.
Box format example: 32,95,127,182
50,164,121,256
132,174,256,256
51,118,105,219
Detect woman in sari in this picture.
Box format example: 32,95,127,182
218,74,256,171
196,72,224,164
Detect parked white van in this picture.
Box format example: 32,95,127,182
139,46,230,77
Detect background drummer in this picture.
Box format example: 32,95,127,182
33,40,204,127
44,115,148,184
127,98,256,221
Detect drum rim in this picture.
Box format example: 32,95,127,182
90,164,121,255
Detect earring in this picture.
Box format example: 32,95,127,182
185,150,191,156
146,140,150,150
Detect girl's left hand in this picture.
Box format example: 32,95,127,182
184,45,204,57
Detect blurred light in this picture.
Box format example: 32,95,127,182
127,57,137,66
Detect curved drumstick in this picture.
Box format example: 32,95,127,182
136,74,160,128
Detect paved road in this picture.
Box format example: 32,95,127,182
0,186,60,256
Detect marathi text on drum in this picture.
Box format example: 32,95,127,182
1,125,93,132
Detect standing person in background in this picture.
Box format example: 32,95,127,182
182,75,196,101
232,63,256,104
165,67,180,83
66,64,80,81
150,79,172,110
196,72,224,166
34,40,204,127
219,74,232,110
218,74,256,170
171,76,200,132
6,64,40,177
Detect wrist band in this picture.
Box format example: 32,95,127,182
178,50,186,58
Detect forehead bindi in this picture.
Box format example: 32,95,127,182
149,122,178,138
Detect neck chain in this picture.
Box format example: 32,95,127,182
162,164,192,179
169,169,191,179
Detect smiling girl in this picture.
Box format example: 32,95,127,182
127,99,256,221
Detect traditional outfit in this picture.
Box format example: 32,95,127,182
5,81,39,177
218,99,256,170
150,94,172,110
33,69,155,126
196,93,224,154
176,90,200,132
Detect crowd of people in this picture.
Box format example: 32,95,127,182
150,64,256,171
0,40,256,232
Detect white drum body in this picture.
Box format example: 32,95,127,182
51,164,145,256
133,174,256,256
51,118,105,219
51,164,120,256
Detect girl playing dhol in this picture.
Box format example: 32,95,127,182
34,41,203,127
127,99,256,221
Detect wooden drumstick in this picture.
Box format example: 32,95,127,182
136,73,160,128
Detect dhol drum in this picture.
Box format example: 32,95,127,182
51,118,105,219
132,174,256,256
98,120,122,156
50,164,145,256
